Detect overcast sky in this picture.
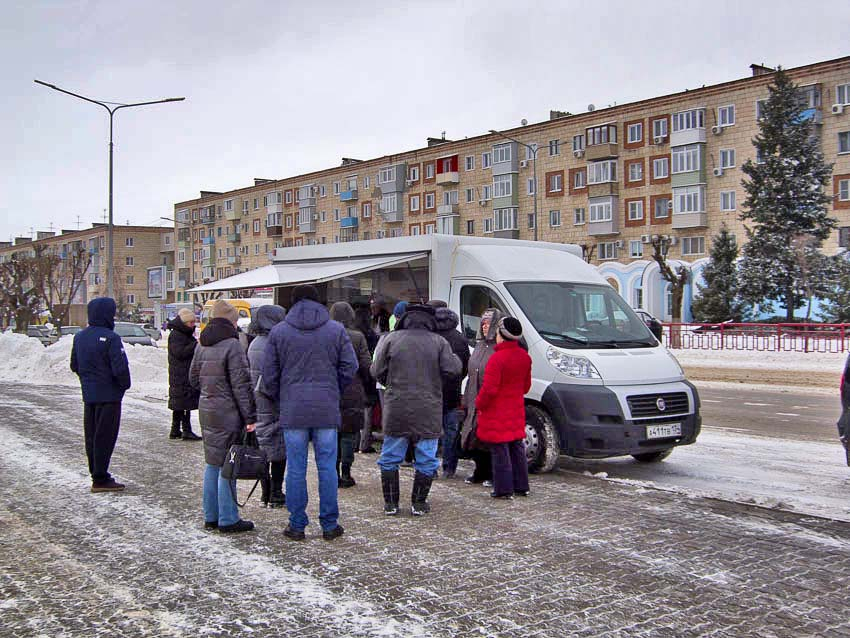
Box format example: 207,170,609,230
2,0,849,240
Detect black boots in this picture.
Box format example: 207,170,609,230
339,464,356,488
381,469,400,515
170,411,201,440
182,427,201,441
169,413,182,440
411,471,433,516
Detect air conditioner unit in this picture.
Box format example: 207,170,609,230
615,240,625,249
713,167,724,177
833,104,845,115
573,149,584,158
519,160,528,168
667,200,674,210
640,234,651,244
667,236,679,246
711,125,723,135
405,179,414,186
479,199,487,206
312,213,319,220
653,136,665,145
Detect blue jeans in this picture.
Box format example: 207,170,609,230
378,436,439,476
203,464,239,527
284,428,339,532
441,409,461,475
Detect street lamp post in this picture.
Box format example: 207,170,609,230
35,80,185,299
489,129,538,241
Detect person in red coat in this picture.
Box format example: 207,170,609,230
474,316,532,498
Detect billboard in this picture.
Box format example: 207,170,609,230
147,266,166,300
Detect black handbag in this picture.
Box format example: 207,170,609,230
221,431,269,507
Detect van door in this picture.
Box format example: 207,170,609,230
455,281,509,345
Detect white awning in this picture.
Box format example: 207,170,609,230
188,252,428,293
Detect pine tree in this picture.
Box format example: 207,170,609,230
691,224,747,322
738,67,836,320
819,257,850,323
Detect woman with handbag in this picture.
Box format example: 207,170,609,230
189,300,257,534
167,308,202,441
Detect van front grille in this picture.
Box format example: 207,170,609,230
627,392,689,418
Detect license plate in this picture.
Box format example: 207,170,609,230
646,422,682,440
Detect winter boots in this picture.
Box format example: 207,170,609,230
182,426,201,441
381,469,400,515
339,464,356,488
170,411,201,440
169,417,182,440
410,471,433,516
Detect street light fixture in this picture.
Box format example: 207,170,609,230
35,80,185,299
489,128,539,241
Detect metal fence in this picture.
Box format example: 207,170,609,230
661,323,850,353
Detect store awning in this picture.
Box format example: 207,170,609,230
188,252,428,293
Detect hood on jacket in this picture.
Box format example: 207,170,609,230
251,304,287,336
392,301,408,319
329,301,356,328
476,307,505,343
434,307,460,333
88,297,117,331
167,315,194,335
285,299,330,331
396,304,437,332
200,317,238,346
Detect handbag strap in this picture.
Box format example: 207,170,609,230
230,478,261,509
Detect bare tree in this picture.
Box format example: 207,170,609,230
0,255,41,331
31,244,91,329
650,236,690,348
581,243,596,263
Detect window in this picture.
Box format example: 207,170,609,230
653,157,669,179
525,143,538,160
285,214,293,229
721,191,737,211
628,162,643,182
253,198,259,210
347,205,357,218
756,99,767,120
493,143,512,163
493,174,512,198
589,199,613,222
482,184,492,200
125,256,134,266
627,122,643,143
465,187,475,203
362,202,371,218
254,244,260,255
382,193,398,214
838,84,850,106
364,176,370,189
839,132,850,154
410,224,421,236
362,232,371,241
840,179,850,201
125,237,134,247
574,207,586,225
628,200,644,221
224,199,233,211
482,152,492,168
285,190,293,204
334,208,340,222
380,167,396,183
629,240,643,258
586,124,617,145
682,236,706,255
409,165,420,182
467,220,475,235
527,178,536,195
572,134,585,152
720,148,736,168
573,170,586,189
494,208,518,231
443,190,459,205
242,200,249,213
598,242,616,260
333,181,341,195
548,139,560,156
672,144,701,173
425,163,435,179
588,160,617,184
126,294,136,305
465,155,475,171
547,173,563,193
424,223,435,235
717,105,736,127
217,226,223,237
321,210,327,222
253,219,260,233
318,185,327,198
528,214,535,229
674,186,706,213
424,193,435,209
549,210,561,227
459,285,508,344
483,217,493,233
756,148,766,165
410,195,421,212
652,117,668,140
126,275,134,285
672,109,705,131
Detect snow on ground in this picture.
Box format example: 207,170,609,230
671,346,846,372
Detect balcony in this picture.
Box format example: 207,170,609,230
267,224,283,237
587,182,618,198
227,255,241,266
177,239,190,250
340,228,358,243
797,108,823,125
437,203,459,216
436,171,459,185
224,209,240,221
672,212,709,229
587,217,619,236
669,127,706,147
202,256,215,267
202,236,215,245
340,189,358,202
382,210,404,223
298,218,316,234
200,212,216,224
166,269,175,292
340,217,359,229
227,232,241,243
585,143,618,161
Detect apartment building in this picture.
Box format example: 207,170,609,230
171,55,850,319
0,224,174,319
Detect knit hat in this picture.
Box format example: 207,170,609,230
392,300,408,319
498,316,523,341
426,299,448,309
177,308,195,324
210,299,238,325
292,284,320,304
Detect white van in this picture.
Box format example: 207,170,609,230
191,235,701,472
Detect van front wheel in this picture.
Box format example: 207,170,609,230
525,405,559,474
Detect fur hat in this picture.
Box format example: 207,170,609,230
178,308,195,324
292,284,320,304
498,316,523,341
210,299,238,325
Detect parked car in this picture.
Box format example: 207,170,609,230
140,323,162,341
27,325,57,347
60,325,82,337
114,322,156,347
633,309,664,342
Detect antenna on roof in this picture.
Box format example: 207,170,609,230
76,215,81,229
587,104,595,112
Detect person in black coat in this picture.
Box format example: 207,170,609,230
167,308,201,441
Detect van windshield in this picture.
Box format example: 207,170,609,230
505,281,657,349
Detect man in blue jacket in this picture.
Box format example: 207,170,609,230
263,284,357,541
70,297,132,492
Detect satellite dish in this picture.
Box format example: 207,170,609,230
521,119,528,126
587,104,596,112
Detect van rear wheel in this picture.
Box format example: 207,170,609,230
631,449,673,463
525,405,559,473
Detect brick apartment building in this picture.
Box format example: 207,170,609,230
171,56,850,320
0,224,174,323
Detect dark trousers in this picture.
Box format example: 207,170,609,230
171,410,191,433
83,402,122,483
490,439,529,496
470,448,492,482
338,431,357,470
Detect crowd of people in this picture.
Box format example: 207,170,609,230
68,285,533,539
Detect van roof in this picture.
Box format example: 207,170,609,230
453,244,606,284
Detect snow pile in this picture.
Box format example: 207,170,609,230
0,332,169,399
671,347,845,372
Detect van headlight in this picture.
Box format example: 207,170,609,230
665,349,684,375
546,346,601,379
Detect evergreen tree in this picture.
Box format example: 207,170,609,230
819,256,850,323
738,67,836,320
691,224,747,322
